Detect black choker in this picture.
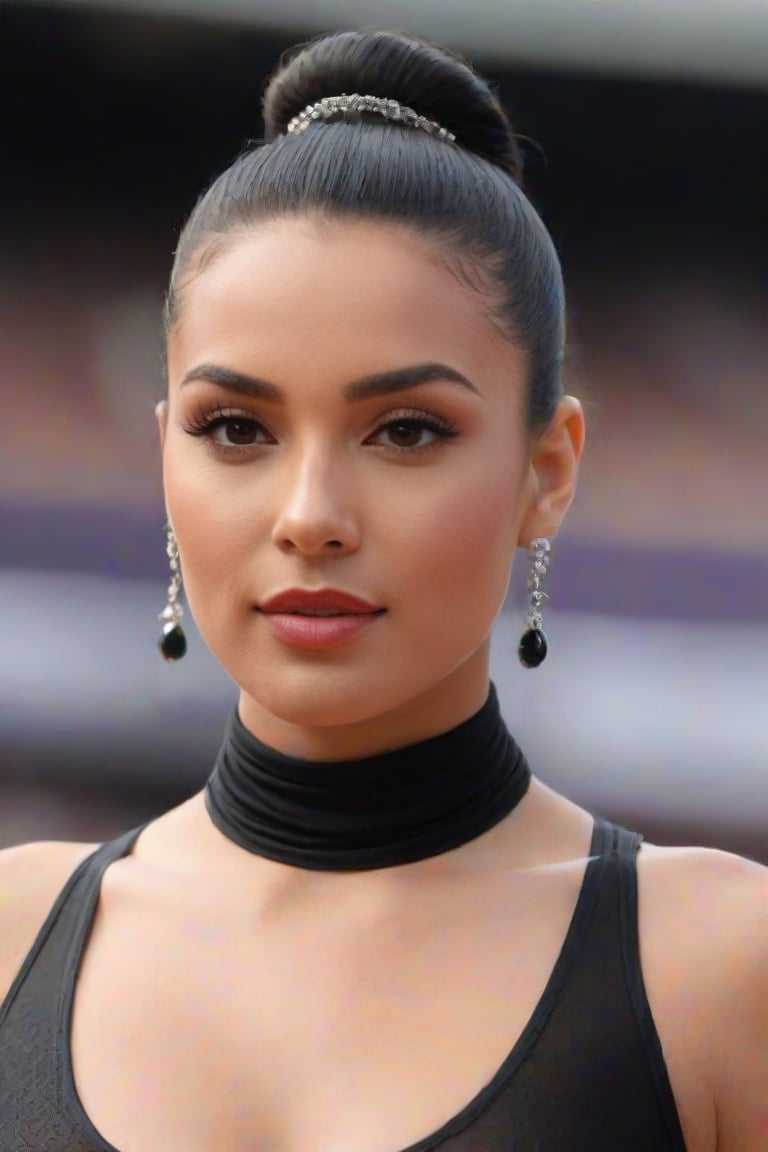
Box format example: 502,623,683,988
203,684,531,871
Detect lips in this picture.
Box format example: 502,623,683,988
259,589,383,615
257,589,385,650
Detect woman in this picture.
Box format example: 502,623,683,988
0,28,764,1152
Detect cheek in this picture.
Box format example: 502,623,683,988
162,442,260,605
388,465,522,608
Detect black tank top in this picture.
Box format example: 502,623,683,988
0,816,688,1151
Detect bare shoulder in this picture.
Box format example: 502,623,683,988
637,835,766,911
637,841,768,1152
0,838,102,1008
636,839,766,995
637,838,767,957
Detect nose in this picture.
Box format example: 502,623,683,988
271,445,361,557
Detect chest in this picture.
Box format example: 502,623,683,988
69,870,555,1152
65,862,712,1152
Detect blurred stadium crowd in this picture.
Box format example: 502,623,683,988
1,3,766,859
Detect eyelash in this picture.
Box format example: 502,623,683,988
181,404,460,456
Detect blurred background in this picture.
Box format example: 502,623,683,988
1,0,766,860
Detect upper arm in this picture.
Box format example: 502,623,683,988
637,842,767,1152
0,839,101,1007
705,852,768,1152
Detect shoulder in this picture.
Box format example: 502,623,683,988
0,838,102,1007
636,838,766,930
635,840,766,1001
636,839,767,961
637,842,767,1151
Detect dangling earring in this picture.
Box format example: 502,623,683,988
158,523,187,661
518,537,550,668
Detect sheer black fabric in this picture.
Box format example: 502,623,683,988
0,817,687,1151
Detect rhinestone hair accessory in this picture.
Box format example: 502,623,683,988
286,94,456,142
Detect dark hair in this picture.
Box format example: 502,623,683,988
166,29,565,431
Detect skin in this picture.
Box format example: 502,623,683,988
158,216,584,759
0,215,765,1152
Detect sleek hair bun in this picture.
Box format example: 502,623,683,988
262,29,523,181
169,28,565,432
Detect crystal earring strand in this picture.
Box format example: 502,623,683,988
518,538,550,668
158,524,187,661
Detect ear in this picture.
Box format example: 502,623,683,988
155,399,168,450
518,395,585,547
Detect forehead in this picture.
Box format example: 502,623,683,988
168,216,525,393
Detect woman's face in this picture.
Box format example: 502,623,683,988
162,217,581,755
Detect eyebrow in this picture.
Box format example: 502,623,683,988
178,362,482,402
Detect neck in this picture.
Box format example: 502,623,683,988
204,680,532,872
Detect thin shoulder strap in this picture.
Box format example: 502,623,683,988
616,825,689,1152
0,823,148,1028
592,814,622,858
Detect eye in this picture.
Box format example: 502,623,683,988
182,406,274,451
382,420,437,449
209,417,265,447
369,411,459,453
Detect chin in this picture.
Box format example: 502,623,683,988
235,663,390,726
237,660,442,738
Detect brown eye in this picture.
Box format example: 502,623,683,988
387,421,425,448
212,419,263,447
368,414,456,453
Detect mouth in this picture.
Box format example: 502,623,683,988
271,609,383,617
257,591,385,650
258,588,384,616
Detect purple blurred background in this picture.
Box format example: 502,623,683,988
1,3,766,859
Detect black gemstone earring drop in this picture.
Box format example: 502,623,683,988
518,537,550,669
158,523,187,661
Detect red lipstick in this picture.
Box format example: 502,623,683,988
258,588,385,649
260,589,381,614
